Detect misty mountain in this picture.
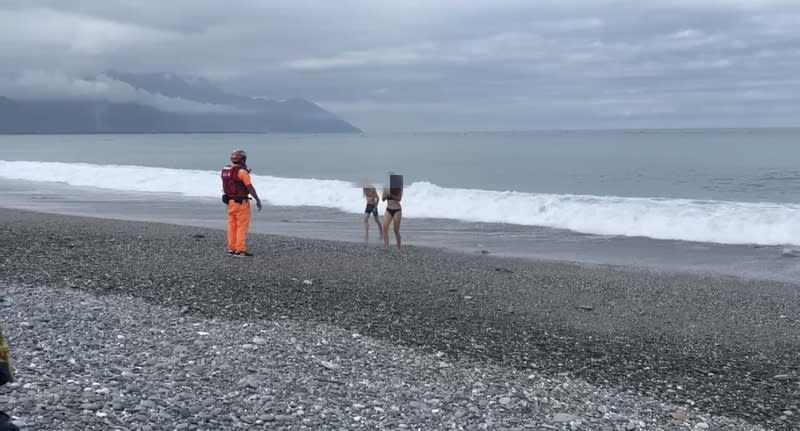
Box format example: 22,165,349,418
0,72,361,133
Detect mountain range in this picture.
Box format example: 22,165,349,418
0,71,360,133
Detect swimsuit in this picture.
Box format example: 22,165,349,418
386,208,401,217
364,203,378,215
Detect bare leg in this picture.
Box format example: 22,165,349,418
382,212,393,247
392,211,402,250
373,213,383,240
363,214,370,240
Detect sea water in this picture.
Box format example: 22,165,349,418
1,129,800,282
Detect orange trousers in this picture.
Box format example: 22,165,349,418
227,200,251,252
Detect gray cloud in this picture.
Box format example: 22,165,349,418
0,71,246,113
1,0,798,131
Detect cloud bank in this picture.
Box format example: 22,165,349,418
1,1,799,130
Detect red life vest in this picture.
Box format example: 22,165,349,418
221,164,249,197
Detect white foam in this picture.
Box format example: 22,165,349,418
2,160,799,246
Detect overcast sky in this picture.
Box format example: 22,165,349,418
1,0,798,131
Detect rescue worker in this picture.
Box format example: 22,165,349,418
221,149,262,257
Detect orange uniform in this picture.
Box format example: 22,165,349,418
226,168,252,253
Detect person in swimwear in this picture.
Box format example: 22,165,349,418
381,187,402,250
362,185,382,240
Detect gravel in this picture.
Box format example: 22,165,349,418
1,208,798,429
0,285,762,430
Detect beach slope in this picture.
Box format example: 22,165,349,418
0,208,797,429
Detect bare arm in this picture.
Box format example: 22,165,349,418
247,184,262,210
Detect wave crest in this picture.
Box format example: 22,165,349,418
2,160,798,245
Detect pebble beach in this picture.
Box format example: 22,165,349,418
1,208,798,430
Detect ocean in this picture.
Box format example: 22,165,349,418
2,129,800,282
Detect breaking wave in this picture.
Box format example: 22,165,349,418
2,160,799,245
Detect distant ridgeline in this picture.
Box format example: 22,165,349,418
0,71,360,134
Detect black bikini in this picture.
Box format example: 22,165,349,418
384,195,401,216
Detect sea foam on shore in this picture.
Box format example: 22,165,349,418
3,160,800,245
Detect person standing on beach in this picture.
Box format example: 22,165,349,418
363,184,382,240
381,177,403,250
221,149,262,257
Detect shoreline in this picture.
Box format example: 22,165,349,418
1,208,798,428
2,187,799,285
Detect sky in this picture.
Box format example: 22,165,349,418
0,0,799,131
